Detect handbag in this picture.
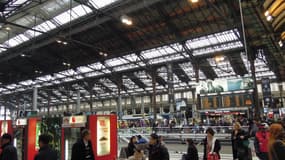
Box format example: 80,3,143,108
207,138,219,160
207,153,219,160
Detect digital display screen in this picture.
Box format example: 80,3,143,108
200,93,253,109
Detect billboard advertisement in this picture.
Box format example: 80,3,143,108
197,78,253,94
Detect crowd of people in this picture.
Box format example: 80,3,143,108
0,119,284,160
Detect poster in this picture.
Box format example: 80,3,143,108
197,78,253,94
97,116,111,156
1,121,7,136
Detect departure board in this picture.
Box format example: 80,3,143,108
200,93,253,109
200,96,221,109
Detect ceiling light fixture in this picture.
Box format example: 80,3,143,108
121,15,133,25
279,40,283,47
21,54,26,57
266,15,273,21
190,0,199,3
99,52,104,55
264,10,269,16
56,40,62,43
63,41,68,45
5,27,11,31
104,53,108,57
63,62,71,67
214,55,225,63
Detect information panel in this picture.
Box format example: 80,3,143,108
200,93,253,109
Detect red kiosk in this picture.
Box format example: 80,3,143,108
14,118,41,160
89,114,117,160
61,115,117,160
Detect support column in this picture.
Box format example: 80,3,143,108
151,71,157,128
249,52,260,120
76,90,81,113
32,87,38,112
167,63,175,113
279,83,283,108
118,87,123,120
160,95,163,114
131,96,136,114
192,62,200,119
141,96,145,114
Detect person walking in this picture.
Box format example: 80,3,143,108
203,127,221,160
231,122,250,160
254,123,269,160
0,133,17,160
268,123,285,160
148,133,169,160
34,134,58,160
182,138,198,160
71,129,95,160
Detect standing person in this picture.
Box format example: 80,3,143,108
148,133,169,160
0,133,17,160
231,122,249,160
182,139,198,160
127,136,137,158
254,123,269,160
203,128,221,160
71,129,95,160
268,123,285,160
34,134,58,160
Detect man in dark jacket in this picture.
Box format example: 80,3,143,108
0,133,18,160
71,129,95,160
34,134,58,160
148,133,169,160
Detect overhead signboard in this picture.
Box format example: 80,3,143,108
62,115,87,128
197,78,253,94
200,93,253,109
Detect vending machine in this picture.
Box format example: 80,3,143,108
61,115,87,160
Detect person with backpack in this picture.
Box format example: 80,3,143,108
203,127,221,160
254,123,269,160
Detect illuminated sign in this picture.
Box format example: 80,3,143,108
1,121,8,136
62,116,87,128
16,119,27,126
97,116,111,156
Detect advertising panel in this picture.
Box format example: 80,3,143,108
96,116,111,156
62,115,86,128
197,78,253,94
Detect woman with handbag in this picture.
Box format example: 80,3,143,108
203,127,221,160
268,123,285,160
231,122,250,160
182,139,198,160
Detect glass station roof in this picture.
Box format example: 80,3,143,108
0,0,118,52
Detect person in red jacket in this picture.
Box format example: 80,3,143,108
254,123,270,160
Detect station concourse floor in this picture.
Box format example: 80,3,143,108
118,142,233,160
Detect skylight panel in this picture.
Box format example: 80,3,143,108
37,75,54,82
123,53,139,62
105,57,127,67
72,5,92,16
89,0,118,8
13,0,28,5
77,66,93,73
207,58,235,78
19,80,34,86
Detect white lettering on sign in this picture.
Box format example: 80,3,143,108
16,119,27,126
